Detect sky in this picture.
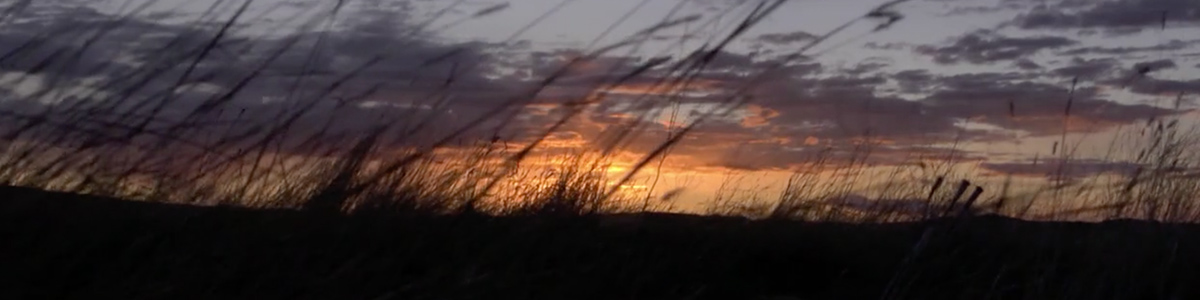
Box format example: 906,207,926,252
3,0,1200,212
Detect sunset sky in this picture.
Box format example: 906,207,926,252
4,0,1200,211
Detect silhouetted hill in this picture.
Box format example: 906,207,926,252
2,186,1197,299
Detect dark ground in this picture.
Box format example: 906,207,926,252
2,186,1198,300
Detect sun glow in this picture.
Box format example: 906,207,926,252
606,165,628,173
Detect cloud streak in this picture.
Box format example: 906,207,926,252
0,0,1196,176
1011,0,1200,35
915,30,1077,65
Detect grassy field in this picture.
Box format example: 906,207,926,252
3,185,1197,300
2,1,1200,298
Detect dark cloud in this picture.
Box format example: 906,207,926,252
1013,58,1043,70
1132,59,1177,73
914,72,1176,136
754,31,818,46
546,63,1180,172
721,67,1175,156
892,69,935,93
0,3,504,95
915,30,1077,65
1011,0,1200,35
520,49,787,95
0,6,209,81
944,4,1022,16
944,0,1095,16
569,68,999,172
1059,39,1199,56
1051,57,1119,79
0,1,540,153
718,145,979,173
688,49,758,71
864,42,909,51
3,0,1193,176
1096,60,1199,96
843,60,890,76
644,124,984,173
980,159,1140,181
1119,77,1200,96
749,73,980,147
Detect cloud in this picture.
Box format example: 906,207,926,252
915,30,1077,65
980,159,1140,181
843,60,891,76
1011,0,1200,35
733,71,1016,156
864,42,909,51
2,0,1193,176
1051,57,1119,79
754,31,818,46
1132,59,1178,72
1013,58,1043,70
944,4,1023,16
566,69,997,172
626,64,1182,172
892,69,935,93
1058,39,1200,56
0,3,505,96
1119,77,1200,96
0,1,540,153
921,72,1176,136
486,57,1177,172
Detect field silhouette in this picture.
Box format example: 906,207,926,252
3,185,1200,299
2,0,1200,298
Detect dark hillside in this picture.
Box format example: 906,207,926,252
1,186,1197,299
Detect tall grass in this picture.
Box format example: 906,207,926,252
0,0,807,216
0,0,1197,223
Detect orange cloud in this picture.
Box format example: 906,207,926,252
740,104,780,128
748,136,792,145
